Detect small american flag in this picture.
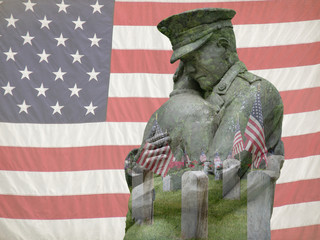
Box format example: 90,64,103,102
232,120,245,158
200,150,207,163
244,86,268,168
136,119,174,177
214,152,223,170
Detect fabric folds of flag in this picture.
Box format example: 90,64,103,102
232,121,245,158
0,0,129,239
136,120,174,177
137,142,174,177
244,87,268,168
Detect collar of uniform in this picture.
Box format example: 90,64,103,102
169,88,202,98
213,61,247,95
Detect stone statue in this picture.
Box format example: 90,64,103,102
126,8,284,175
125,8,285,239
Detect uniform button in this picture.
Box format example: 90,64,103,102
218,83,226,91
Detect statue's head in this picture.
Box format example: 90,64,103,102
158,8,239,91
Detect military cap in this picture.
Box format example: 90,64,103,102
157,8,236,63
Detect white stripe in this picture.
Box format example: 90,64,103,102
248,117,267,144
108,65,320,98
140,145,158,168
109,73,173,98
245,139,252,151
151,155,163,173
235,20,320,48
252,64,320,92
161,151,173,177
246,120,267,152
155,148,167,175
112,20,320,50
115,0,261,2
276,155,320,184
282,110,320,137
0,122,146,147
138,144,149,166
112,26,169,50
154,146,170,174
147,147,167,172
0,110,317,149
0,170,129,196
271,201,320,230
0,217,126,240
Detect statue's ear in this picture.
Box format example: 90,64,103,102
217,38,230,49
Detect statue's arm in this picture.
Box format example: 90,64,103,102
261,81,285,180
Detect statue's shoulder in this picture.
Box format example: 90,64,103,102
237,71,264,84
238,71,279,93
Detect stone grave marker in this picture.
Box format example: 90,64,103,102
247,170,276,240
181,171,208,239
132,170,154,224
223,159,241,200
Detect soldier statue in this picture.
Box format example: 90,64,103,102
125,8,285,239
126,8,284,175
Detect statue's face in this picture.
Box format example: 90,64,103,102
181,39,231,91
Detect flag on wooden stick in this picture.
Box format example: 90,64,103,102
244,86,268,168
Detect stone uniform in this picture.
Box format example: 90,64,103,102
141,61,284,170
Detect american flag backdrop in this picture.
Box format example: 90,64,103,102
0,0,131,239
0,0,319,240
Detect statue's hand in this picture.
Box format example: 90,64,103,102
265,154,284,181
135,131,172,174
145,130,171,148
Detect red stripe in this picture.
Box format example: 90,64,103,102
244,135,260,155
245,118,267,152
283,132,320,159
106,85,319,122
107,97,168,122
148,147,165,171
136,143,151,166
110,43,320,73
150,155,162,173
154,146,169,174
145,146,159,169
114,0,320,26
158,151,170,175
111,50,177,74
0,194,130,219
0,146,137,171
271,224,320,240
150,153,162,173
164,151,174,176
274,179,320,207
239,43,320,70
281,87,320,114
140,143,157,168
3,132,314,174
244,126,266,155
